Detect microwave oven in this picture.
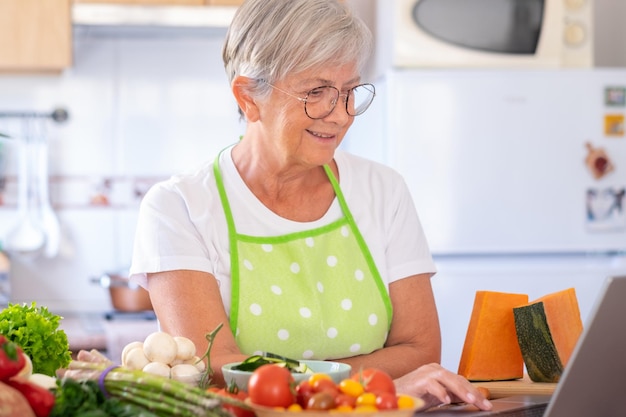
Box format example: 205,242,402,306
388,0,593,69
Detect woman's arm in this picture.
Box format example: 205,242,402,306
146,269,247,386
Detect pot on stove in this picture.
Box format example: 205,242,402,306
92,271,153,312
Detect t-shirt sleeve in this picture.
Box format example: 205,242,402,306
129,180,214,288
384,175,437,283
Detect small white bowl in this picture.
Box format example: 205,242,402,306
222,360,351,392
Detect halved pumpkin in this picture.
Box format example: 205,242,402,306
458,291,529,381
513,287,583,383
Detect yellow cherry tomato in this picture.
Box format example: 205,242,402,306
338,379,365,398
287,404,303,412
330,405,354,413
308,373,333,386
355,392,377,407
354,404,378,413
397,394,416,409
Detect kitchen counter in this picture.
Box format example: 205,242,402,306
60,311,158,362
60,313,108,354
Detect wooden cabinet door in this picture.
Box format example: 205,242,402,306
0,0,72,72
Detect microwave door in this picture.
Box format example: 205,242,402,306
412,0,544,54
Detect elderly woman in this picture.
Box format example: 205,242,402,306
130,0,491,411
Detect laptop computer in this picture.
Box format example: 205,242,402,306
424,274,626,416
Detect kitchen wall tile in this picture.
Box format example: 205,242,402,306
0,31,242,313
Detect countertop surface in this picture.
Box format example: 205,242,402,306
60,311,158,362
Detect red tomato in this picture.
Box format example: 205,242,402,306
247,364,296,408
211,386,255,417
295,380,315,408
335,393,357,409
351,368,396,396
312,378,339,396
307,391,336,410
375,392,399,410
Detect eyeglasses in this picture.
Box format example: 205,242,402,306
264,81,376,120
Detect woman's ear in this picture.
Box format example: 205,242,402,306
232,76,261,122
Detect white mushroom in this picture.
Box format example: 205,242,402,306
142,361,171,378
143,332,178,365
173,336,196,361
124,346,150,370
170,363,201,384
121,341,144,366
185,356,206,372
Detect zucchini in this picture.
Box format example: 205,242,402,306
231,353,313,374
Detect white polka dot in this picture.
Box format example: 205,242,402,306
341,226,350,237
341,299,352,310
235,328,240,337
317,282,324,293
243,259,254,270
262,244,273,252
327,328,338,338
290,263,300,273
299,307,312,318
368,314,378,326
305,237,315,247
271,285,282,295
327,255,338,267
302,350,314,359
354,269,364,281
249,303,262,316
253,350,263,356
277,329,289,340
350,344,361,353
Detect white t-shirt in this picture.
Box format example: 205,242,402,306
129,146,436,316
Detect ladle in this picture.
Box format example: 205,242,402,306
5,118,46,255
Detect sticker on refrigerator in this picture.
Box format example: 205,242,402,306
604,114,624,136
584,142,614,179
605,87,626,107
586,187,626,231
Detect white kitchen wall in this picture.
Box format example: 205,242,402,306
0,29,243,313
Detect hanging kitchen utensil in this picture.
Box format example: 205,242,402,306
34,119,60,258
4,117,46,256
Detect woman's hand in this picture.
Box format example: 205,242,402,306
394,363,492,411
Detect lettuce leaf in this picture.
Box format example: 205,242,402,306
0,302,72,376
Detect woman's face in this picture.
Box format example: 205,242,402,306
257,61,361,168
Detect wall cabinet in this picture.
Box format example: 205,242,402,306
0,0,72,72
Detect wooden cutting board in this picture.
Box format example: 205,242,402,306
472,375,557,399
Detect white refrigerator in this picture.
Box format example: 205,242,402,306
344,68,626,370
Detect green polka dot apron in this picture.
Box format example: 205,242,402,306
214,156,392,360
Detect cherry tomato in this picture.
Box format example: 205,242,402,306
247,364,296,408
338,378,364,398
397,394,416,410
308,373,333,385
312,378,339,396
208,385,255,417
307,391,336,410
375,392,398,410
334,393,357,409
295,380,315,408
355,392,377,407
351,368,396,396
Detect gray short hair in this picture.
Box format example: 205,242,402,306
222,0,372,95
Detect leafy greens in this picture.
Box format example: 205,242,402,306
0,302,72,376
